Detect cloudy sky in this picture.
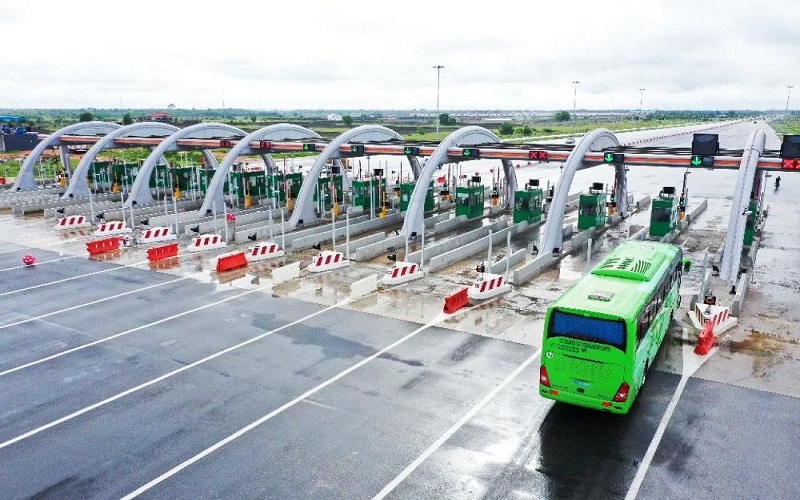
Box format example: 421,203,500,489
1,0,797,111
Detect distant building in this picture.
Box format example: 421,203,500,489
148,112,172,122
326,113,343,121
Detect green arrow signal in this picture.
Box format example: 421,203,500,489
691,155,702,166
604,153,615,162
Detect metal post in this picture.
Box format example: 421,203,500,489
433,65,444,140
586,237,593,273
280,207,286,250
268,207,274,240
223,202,229,242
638,88,646,125
420,227,425,271
505,231,511,279
332,195,336,251
571,80,580,139
170,168,178,234
787,85,795,115
346,213,350,259
487,229,493,268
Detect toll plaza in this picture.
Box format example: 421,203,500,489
513,179,544,224
455,175,485,219
314,171,345,213
577,182,607,230
352,176,387,212
649,186,679,237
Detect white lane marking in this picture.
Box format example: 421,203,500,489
121,312,457,499
0,284,263,378
373,348,541,499
0,276,188,330
0,255,79,272
624,328,718,500
0,238,82,255
0,259,150,297
0,296,350,450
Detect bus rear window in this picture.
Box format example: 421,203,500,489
548,310,626,351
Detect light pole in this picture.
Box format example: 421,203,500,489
433,65,444,140
571,80,580,140
638,88,646,125
786,85,795,116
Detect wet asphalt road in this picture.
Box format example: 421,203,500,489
1,120,799,499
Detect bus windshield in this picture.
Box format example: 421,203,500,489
548,310,626,351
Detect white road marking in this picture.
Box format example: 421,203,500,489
0,237,82,255
0,284,263,378
0,296,350,450
373,348,541,499
0,259,150,297
0,255,79,272
0,276,188,330
624,328,718,500
120,311,454,500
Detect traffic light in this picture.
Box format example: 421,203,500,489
471,175,482,184
782,158,800,170
528,150,548,161
403,146,420,156
350,144,365,155
691,134,719,156
690,155,715,167
302,143,316,152
373,168,384,177
780,135,800,159
258,140,272,151
462,148,480,158
603,152,625,164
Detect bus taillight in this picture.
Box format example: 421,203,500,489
613,382,630,402
539,365,551,387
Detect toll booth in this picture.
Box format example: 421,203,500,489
399,181,434,212
89,161,112,192
744,199,759,246
111,162,140,189
148,164,171,190
649,186,679,237
455,176,485,219
513,179,544,223
352,177,387,211
314,174,345,211
577,183,607,230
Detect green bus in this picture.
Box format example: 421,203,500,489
539,240,689,414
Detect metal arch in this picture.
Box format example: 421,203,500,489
61,122,180,199
198,123,321,215
12,121,120,191
126,123,246,207
289,125,404,227
720,128,765,283
400,126,513,237
540,128,622,254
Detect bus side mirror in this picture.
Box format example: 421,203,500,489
683,258,692,272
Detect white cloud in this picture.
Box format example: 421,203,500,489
0,0,797,110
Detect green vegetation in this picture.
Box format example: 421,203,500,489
498,122,515,135
342,115,353,126
771,116,800,138
554,110,571,122
122,113,133,125
439,113,457,126
79,111,94,122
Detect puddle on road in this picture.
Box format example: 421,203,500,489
727,329,796,380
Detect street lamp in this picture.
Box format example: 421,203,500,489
786,85,795,116
570,80,580,141
433,65,445,140
638,88,646,125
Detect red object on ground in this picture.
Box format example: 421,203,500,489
443,287,470,314
694,322,716,355
22,254,36,266
86,237,121,256
0,177,6,184
226,213,236,223
216,251,247,273
147,243,179,262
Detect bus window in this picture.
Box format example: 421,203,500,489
549,310,626,351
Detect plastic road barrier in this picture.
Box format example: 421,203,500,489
147,243,179,262
443,287,470,314
86,237,121,256
216,251,248,273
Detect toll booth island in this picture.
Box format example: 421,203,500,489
514,179,544,224
577,182,607,230
398,181,434,212
456,175,485,219
352,168,388,213
649,186,679,238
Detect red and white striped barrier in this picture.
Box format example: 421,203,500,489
138,226,177,245
381,261,424,285
186,233,227,253
307,250,350,273
689,303,738,335
245,242,285,262
54,215,91,230
93,221,131,236
468,272,511,301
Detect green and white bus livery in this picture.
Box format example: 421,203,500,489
539,240,689,414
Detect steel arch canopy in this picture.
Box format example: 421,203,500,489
12,121,120,191
289,125,404,227
199,123,321,215
126,123,246,207
61,122,180,198
400,126,516,237
540,128,624,255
